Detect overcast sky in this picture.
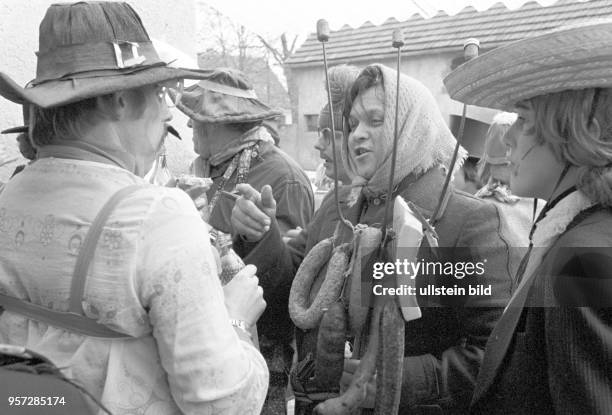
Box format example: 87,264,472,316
202,0,561,39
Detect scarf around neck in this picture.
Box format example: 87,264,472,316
193,125,274,178
209,125,273,167
475,180,520,204
341,64,464,204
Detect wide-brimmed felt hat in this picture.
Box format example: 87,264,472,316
0,1,214,109
173,68,283,124
444,19,612,111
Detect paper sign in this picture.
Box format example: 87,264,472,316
393,195,423,322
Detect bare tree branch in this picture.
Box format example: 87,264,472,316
289,35,298,55
257,35,284,66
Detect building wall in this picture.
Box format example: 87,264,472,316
292,51,486,171
278,123,299,164
0,0,197,181
294,66,326,171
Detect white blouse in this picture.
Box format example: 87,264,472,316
0,157,268,414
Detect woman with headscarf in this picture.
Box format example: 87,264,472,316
232,64,360,284
234,62,520,413
231,64,360,412
326,63,517,414
445,20,612,414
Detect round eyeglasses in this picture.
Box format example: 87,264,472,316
317,127,343,145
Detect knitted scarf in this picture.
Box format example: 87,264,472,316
341,64,463,204
209,125,274,167
475,180,520,204
191,125,274,177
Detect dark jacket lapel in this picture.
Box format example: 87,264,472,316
472,205,608,405
471,264,539,405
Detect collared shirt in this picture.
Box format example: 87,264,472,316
0,157,268,414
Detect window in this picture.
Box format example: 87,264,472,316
304,114,319,132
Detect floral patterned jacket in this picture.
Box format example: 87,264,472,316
0,157,268,415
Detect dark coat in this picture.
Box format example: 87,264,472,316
210,141,314,343
242,167,519,413
208,141,314,236
471,207,612,415
236,185,347,343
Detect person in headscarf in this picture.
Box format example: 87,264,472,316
234,63,519,413
475,112,519,202
445,20,612,415
0,3,267,414
229,64,360,412
474,112,538,277
327,63,517,413
315,64,358,187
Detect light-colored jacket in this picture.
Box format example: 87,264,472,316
0,157,268,414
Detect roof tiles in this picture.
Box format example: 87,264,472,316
288,0,612,67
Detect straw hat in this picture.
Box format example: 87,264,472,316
174,68,282,124
444,19,612,111
0,2,214,109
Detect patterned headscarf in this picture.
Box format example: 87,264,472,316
341,64,464,201
318,65,361,132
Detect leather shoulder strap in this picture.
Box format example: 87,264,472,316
0,184,144,338
69,184,143,313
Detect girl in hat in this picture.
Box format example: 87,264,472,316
445,20,612,414
0,3,268,414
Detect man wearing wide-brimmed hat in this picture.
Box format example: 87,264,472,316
175,68,314,408
175,68,314,237
446,19,612,414
0,2,269,414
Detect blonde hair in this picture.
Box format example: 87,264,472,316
526,87,612,206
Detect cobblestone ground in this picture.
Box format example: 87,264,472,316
260,335,294,415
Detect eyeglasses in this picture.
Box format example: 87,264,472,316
317,127,343,145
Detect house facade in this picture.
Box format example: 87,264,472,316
287,0,612,170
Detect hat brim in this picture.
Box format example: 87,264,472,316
0,65,216,109
1,126,28,134
444,20,612,111
172,85,283,124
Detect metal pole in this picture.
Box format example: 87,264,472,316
381,29,405,246
430,38,480,225
317,19,353,231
